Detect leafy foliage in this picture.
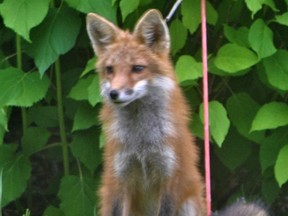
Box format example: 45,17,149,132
0,0,288,215
58,176,96,216
0,145,31,207
0,0,50,42
25,8,81,75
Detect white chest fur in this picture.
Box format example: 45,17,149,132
109,76,177,186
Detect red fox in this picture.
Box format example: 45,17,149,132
86,9,269,216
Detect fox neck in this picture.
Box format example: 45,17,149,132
110,75,175,149
109,75,177,188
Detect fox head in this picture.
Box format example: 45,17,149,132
86,10,175,107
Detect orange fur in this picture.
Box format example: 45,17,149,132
87,9,205,216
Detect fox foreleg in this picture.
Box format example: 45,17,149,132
158,194,176,216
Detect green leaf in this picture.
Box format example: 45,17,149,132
58,175,96,216
139,0,152,6
275,12,288,26
43,206,64,216
248,19,276,59
0,168,2,208
245,0,277,17
71,128,102,173
0,68,22,107
262,176,280,203
65,0,117,23
209,57,250,77
0,126,5,146
224,25,250,47
251,102,288,131
0,51,10,69
181,0,201,34
200,101,230,147
88,75,101,106
226,93,264,143
276,12,288,26
22,127,51,156
244,0,265,17
214,128,252,171
80,57,96,78
214,43,258,73
206,1,218,25
208,58,232,77
175,55,202,82
7,73,50,107
263,0,279,12
68,75,94,101
0,108,8,131
260,128,288,172
72,103,100,132
28,106,59,128
275,145,288,187
26,8,81,75
0,0,50,41
0,145,31,207
169,19,187,55
120,0,140,21
0,68,50,107
99,130,106,148
263,50,288,91
190,113,204,140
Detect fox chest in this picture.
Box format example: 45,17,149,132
111,103,177,185
114,147,176,186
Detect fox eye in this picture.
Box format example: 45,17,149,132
131,65,145,73
106,66,114,75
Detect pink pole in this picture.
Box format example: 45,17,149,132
201,0,211,215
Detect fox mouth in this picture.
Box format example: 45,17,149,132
111,99,133,106
113,100,126,105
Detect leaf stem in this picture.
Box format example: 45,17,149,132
16,35,22,70
37,142,62,152
16,35,31,210
76,158,83,181
16,35,28,137
55,59,69,176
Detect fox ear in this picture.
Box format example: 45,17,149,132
86,13,118,55
134,9,170,53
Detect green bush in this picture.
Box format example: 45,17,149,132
0,0,287,215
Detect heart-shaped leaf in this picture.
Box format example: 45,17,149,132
214,43,258,73
0,0,50,41
58,175,96,216
275,145,288,187
251,102,288,131
0,145,31,207
176,55,202,82
0,68,50,107
200,101,230,147
263,50,288,91
26,8,81,75
248,19,276,59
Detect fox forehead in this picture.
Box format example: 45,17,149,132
98,32,154,67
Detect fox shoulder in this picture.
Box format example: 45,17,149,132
214,200,269,216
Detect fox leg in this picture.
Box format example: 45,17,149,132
99,184,123,216
100,196,122,216
112,198,122,216
177,200,198,216
122,191,131,216
159,194,176,216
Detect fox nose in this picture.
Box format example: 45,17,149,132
109,90,119,100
